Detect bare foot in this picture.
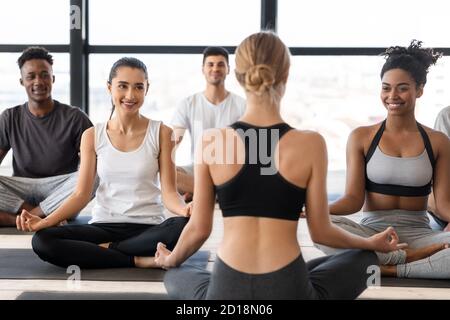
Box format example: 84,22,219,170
381,265,397,277
405,243,450,263
134,256,158,268
99,242,111,249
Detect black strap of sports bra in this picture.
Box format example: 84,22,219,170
365,120,436,170
230,121,292,164
417,122,436,169
230,122,292,140
365,120,386,163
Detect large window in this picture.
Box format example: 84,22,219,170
278,0,450,47
2,1,450,173
0,0,69,44
278,0,450,170
89,0,260,46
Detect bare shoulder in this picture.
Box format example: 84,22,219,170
82,126,95,140
290,129,325,144
350,123,379,139
284,129,327,157
421,125,450,152
81,127,95,149
159,123,173,137
421,124,448,141
345,123,381,151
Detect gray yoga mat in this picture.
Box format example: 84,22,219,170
0,248,209,281
0,228,30,235
381,277,450,288
16,291,169,300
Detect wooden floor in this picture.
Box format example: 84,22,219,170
1,166,450,300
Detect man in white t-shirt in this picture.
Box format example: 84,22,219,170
428,106,450,231
171,47,246,197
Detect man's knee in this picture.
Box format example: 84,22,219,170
330,215,350,225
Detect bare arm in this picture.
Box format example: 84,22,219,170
0,148,8,165
158,124,189,216
155,132,216,267
430,133,450,223
306,133,401,252
18,127,97,231
329,128,366,215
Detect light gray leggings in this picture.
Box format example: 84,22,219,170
0,172,85,216
316,210,450,279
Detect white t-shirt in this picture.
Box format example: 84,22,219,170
171,92,246,162
434,106,450,137
90,120,165,225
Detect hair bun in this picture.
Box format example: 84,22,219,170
244,64,275,95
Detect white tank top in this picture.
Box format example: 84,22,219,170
90,120,165,225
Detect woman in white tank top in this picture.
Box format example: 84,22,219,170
16,58,191,269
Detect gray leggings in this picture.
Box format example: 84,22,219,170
164,249,378,300
316,210,450,279
0,172,96,216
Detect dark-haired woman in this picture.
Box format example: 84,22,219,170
16,57,191,269
319,40,450,279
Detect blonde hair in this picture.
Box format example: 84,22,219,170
235,31,290,102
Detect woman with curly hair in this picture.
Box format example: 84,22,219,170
319,40,450,279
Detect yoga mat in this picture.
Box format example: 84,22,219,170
16,291,169,300
0,249,209,281
381,277,450,288
0,228,30,235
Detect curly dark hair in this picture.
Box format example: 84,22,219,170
380,40,442,86
17,46,53,69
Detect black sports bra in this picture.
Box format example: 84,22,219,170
215,121,306,221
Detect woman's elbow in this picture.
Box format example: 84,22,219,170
308,220,334,245
193,223,212,242
71,191,92,206
309,227,326,244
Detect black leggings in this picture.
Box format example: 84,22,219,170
164,249,378,300
32,217,188,269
